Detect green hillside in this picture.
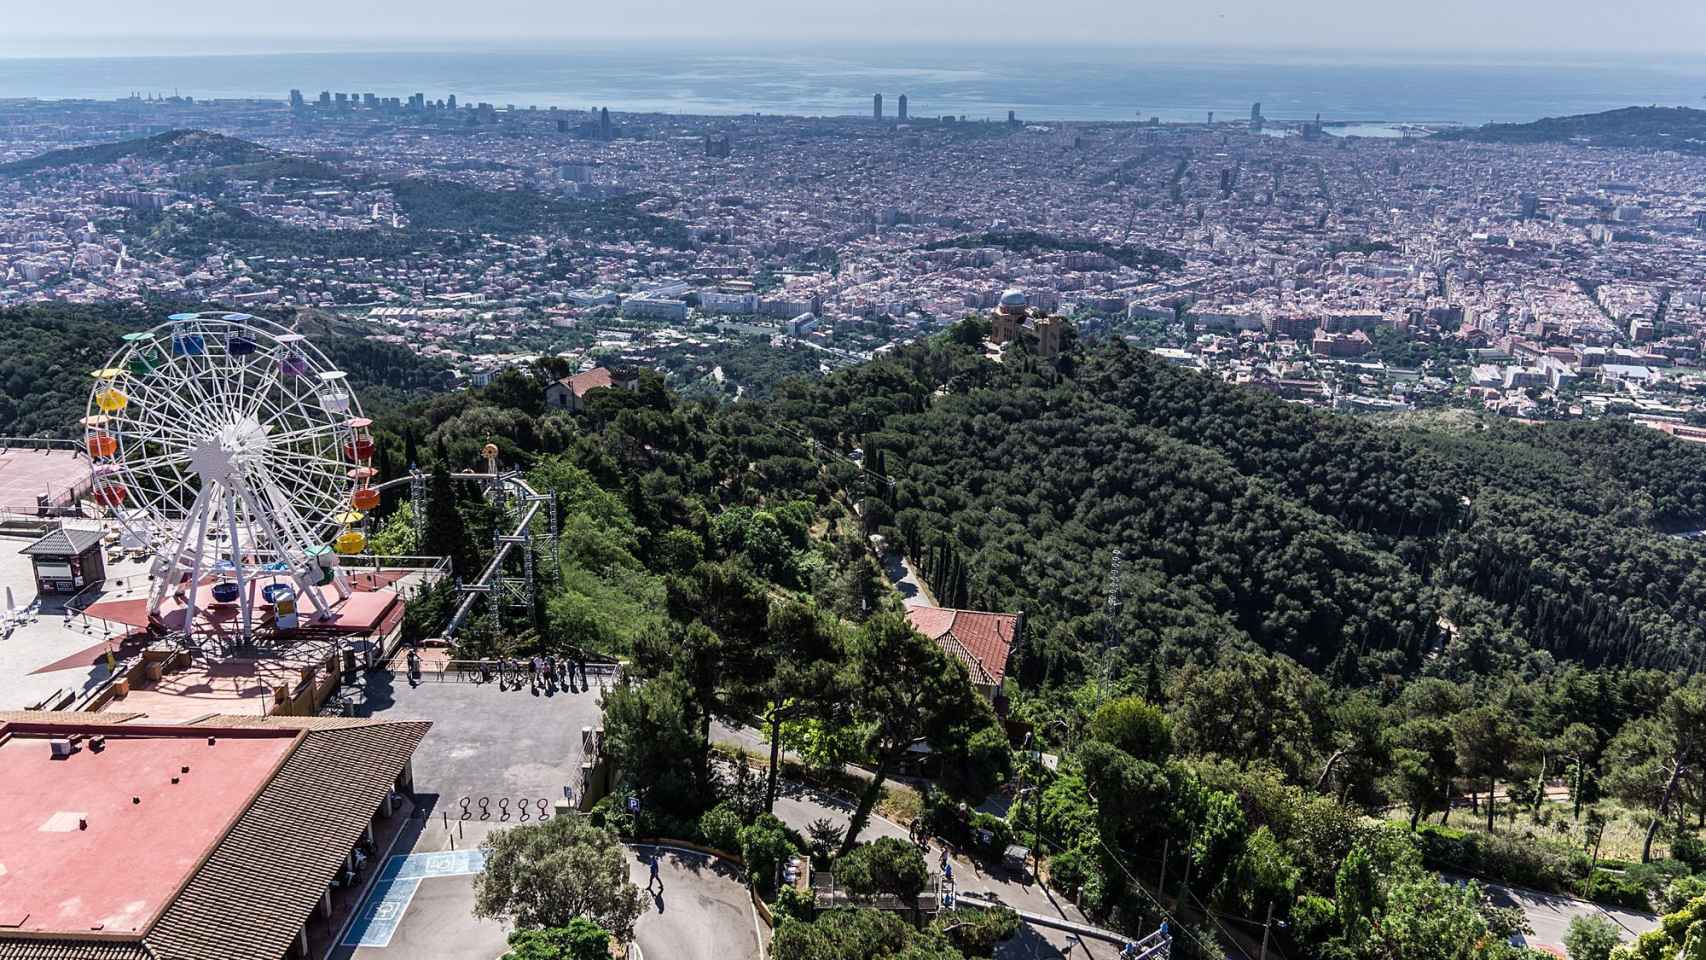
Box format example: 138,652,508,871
0,129,276,176
0,303,449,437
1433,106,1706,152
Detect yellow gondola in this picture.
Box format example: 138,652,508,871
95,388,128,413
334,531,367,555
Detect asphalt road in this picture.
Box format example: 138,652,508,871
629,845,764,960
1466,876,1659,952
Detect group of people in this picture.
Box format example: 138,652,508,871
490,652,591,693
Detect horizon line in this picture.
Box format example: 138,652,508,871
4,39,1706,64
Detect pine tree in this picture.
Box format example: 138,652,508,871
422,461,470,576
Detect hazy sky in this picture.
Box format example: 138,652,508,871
6,0,1706,58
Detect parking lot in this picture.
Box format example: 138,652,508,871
338,668,764,960
351,665,613,811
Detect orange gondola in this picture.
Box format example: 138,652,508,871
93,484,127,507
86,433,118,458
352,487,381,511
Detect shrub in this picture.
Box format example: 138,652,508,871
1655,875,1706,915
1415,823,1577,891
699,802,744,854
501,920,611,960
837,837,929,902
1672,834,1706,872
772,884,815,923
740,814,797,897
1577,869,1651,912
1046,847,1091,895
1563,915,1620,960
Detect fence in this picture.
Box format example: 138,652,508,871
811,870,943,916
394,658,623,685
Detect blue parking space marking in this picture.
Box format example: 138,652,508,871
342,876,420,948
380,848,487,881
343,849,489,948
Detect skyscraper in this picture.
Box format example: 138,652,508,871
288,89,304,109
873,94,883,120
1250,102,1262,122
600,107,612,139
898,94,908,120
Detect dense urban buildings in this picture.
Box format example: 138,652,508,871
2,92,1703,426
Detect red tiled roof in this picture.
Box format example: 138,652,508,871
905,606,1020,687
559,367,613,398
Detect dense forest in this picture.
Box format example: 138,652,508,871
0,303,449,437
3,129,691,259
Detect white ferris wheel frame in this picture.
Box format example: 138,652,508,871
84,311,372,646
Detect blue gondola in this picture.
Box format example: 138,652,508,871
211,582,239,603
173,334,206,356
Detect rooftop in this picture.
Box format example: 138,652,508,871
0,713,429,960
18,525,106,558
0,722,300,938
905,605,1021,687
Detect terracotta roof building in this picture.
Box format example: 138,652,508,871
544,367,613,412
904,605,1023,702
0,713,429,960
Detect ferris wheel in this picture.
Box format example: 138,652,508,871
82,312,380,646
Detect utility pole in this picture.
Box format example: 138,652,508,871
1260,901,1275,960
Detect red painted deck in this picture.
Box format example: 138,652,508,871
0,448,88,514
0,724,298,936
82,584,401,637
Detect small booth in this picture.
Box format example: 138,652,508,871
20,526,107,595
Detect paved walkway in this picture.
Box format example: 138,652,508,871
876,544,937,608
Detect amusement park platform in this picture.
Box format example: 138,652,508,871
0,528,429,718
0,445,89,516
0,541,140,711
79,573,407,638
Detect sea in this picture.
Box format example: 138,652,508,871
1,45,1704,128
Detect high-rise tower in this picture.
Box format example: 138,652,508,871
898,94,908,120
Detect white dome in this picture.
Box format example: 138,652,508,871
998,289,1027,308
